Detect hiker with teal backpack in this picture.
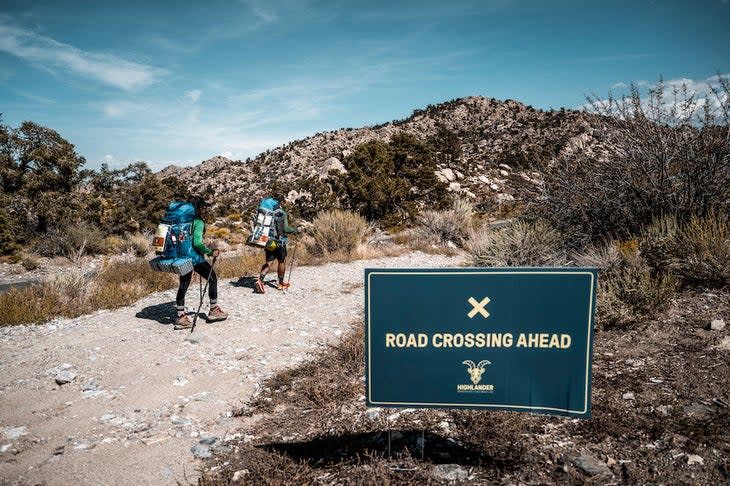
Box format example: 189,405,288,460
173,196,229,329
249,197,299,293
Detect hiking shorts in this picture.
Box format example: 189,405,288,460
264,244,287,263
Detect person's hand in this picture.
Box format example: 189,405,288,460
212,248,221,258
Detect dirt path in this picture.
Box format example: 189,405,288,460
0,251,464,486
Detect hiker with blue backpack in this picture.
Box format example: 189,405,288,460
149,195,229,330
173,195,229,329
249,197,299,293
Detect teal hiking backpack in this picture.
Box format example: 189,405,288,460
149,201,204,274
247,197,285,250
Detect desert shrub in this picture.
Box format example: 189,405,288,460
572,241,624,274
335,133,449,226
414,197,474,247
639,211,730,287
208,226,231,239
98,258,176,294
21,254,40,271
307,209,368,258
101,235,125,255
0,284,63,326
0,258,178,326
534,76,730,245
215,252,261,279
673,210,730,287
640,214,682,271
466,219,566,267
48,268,96,308
125,232,151,257
574,237,681,329
226,213,242,222
596,268,679,329
0,207,21,256
32,222,105,261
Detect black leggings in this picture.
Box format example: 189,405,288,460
176,261,217,308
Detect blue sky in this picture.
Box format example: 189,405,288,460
1,0,728,171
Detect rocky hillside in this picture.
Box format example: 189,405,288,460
158,96,605,217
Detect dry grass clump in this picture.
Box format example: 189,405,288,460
640,211,730,288
673,211,730,287
214,251,262,279
466,219,566,267
0,284,64,326
573,237,680,330
596,269,679,330
124,232,152,257
413,198,475,248
306,209,369,260
0,258,177,326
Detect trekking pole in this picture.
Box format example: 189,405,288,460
191,255,217,334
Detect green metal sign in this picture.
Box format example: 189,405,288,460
365,268,597,418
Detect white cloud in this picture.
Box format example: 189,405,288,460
583,73,730,122
185,89,202,102
0,20,166,91
102,101,146,118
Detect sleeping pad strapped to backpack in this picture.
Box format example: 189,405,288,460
149,201,204,275
247,197,285,250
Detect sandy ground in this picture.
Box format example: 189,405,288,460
0,251,464,486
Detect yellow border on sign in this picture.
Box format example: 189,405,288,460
366,270,596,414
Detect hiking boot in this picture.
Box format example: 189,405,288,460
254,278,266,294
207,305,229,323
277,282,291,290
174,314,193,330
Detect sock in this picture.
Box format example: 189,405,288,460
209,300,217,312
176,306,185,317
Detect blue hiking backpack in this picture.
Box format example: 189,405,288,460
247,197,285,250
149,201,204,275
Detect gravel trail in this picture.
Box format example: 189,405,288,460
0,251,464,486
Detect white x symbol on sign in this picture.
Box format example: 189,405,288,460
467,296,491,319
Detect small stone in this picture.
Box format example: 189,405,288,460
657,405,672,416
366,409,380,420
568,455,613,477
432,464,469,482
684,403,714,419
100,413,115,422
716,336,730,351
82,380,100,391
687,454,704,465
191,444,211,458
199,436,218,445
232,470,249,481
5,426,28,439
622,392,635,400
710,319,726,331
55,370,76,385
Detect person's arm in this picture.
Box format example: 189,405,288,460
192,218,214,256
282,211,298,235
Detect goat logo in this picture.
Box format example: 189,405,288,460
463,360,491,385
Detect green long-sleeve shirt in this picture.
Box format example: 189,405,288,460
191,218,214,256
